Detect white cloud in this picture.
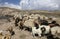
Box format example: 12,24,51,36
5,2,8,4
0,0,60,10
48,3,59,8
20,0,59,10
0,2,21,9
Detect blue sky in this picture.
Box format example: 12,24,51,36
0,0,60,10
0,0,20,5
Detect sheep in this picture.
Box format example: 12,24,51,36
0,30,4,39
6,27,15,36
4,34,11,39
47,17,57,23
13,14,19,20
13,14,22,20
22,17,41,32
0,30,12,39
22,19,35,31
28,14,41,20
52,17,57,20
23,14,29,17
30,14,35,17
24,17,41,28
17,16,41,31
39,15,46,20
47,17,53,23
23,19,35,28
50,26,60,38
22,16,29,21
14,14,23,26
28,15,34,19
18,20,25,30
49,16,57,20
31,25,51,38
17,16,33,31
39,25,51,36
45,16,48,20
48,21,60,27
41,20,49,26
31,26,42,38
15,17,22,26
34,14,40,17
51,21,60,26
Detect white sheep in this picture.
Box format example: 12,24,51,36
31,25,50,37
14,14,22,20
28,15,34,19
39,25,50,35
0,30,4,39
32,26,42,37
23,16,29,21
23,19,35,28
34,14,40,17
51,26,60,38
0,30,11,39
23,14,29,17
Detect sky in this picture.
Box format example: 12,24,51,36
0,0,60,10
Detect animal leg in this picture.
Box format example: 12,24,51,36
38,33,41,38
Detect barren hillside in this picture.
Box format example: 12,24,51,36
0,7,60,17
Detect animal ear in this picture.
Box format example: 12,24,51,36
41,27,46,31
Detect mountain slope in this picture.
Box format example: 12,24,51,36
0,7,60,17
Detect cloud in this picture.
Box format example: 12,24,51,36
48,3,59,8
20,0,59,10
0,2,21,9
0,0,60,10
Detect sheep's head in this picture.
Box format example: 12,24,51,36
4,34,11,39
40,27,46,36
7,27,13,32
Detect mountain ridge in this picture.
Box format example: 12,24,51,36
0,7,60,16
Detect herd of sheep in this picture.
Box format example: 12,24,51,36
14,14,60,39
0,13,60,39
